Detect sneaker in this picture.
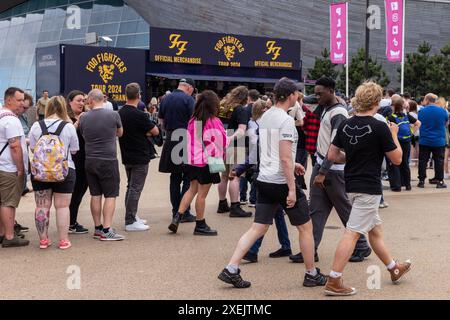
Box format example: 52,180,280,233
391,188,401,192
180,213,196,223
15,230,25,239
69,223,89,234
405,185,412,191
100,228,125,241
242,252,258,263
429,178,439,185
2,236,30,248
125,221,150,232
59,239,72,250
217,200,230,214
136,216,148,225
349,247,372,262
193,224,218,236
93,229,103,240
379,202,389,209
389,260,412,284
417,181,425,188
14,222,29,233
437,181,447,189
289,252,319,263
39,239,52,249
269,248,292,258
168,213,181,234
248,203,256,208
303,268,328,287
218,268,251,289
324,277,357,296
229,204,252,218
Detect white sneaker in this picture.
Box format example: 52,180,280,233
125,222,150,232
136,216,148,225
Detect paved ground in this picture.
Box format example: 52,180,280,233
1,154,449,300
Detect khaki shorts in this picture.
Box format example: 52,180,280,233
0,171,23,208
347,193,383,236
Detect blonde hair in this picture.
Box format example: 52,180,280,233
437,97,447,108
351,81,383,113
297,92,304,102
252,99,267,121
45,96,71,122
221,86,249,116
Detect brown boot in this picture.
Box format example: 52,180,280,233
324,276,357,296
389,260,411,284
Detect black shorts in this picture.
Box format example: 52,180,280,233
255,181,310,226
85,159,120,198
32,168,76,194
185,165,221,185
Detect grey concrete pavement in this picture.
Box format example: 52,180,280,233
1,157,449,300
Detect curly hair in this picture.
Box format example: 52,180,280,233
220,86,248,118
351,81,383,113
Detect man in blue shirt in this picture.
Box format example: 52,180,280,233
158,79,196,222
418,93,449,189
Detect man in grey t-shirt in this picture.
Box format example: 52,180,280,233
80,89,124,241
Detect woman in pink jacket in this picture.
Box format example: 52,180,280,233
168,90,227,236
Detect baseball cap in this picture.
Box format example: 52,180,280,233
180,78,196,89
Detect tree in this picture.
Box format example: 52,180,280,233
307,48,340,80
402,42,434,98
305,49,340,95
338,48,390,95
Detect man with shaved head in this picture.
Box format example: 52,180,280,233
417,93,449,189
80,89,124,241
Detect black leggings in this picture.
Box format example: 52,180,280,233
69,166,88,226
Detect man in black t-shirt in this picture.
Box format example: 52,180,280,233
119,83,159,232
323,82,412,297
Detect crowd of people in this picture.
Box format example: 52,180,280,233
1,75,448,296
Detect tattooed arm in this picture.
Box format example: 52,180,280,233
8,136,24,176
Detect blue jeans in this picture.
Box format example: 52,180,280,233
249,206,291,255
240,177,257,204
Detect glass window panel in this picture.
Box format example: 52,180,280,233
119,21,138,35
133,33,149,47
121,7,140,21
28,1,49,12
136,21,149,33
46,0,69,8
116,35,133,48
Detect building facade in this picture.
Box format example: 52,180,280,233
1,0,449,101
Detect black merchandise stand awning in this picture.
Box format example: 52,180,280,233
147,60,302,84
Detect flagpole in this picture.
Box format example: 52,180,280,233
401,0,406,94
345,2,349,98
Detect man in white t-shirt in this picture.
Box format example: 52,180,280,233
103,95,114,111
0,87,29,248
218,78,327,289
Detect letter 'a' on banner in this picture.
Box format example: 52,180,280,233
385,0,404,62
330,2,348,65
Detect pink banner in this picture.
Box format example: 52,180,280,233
385,0,404,62
330,2,347,65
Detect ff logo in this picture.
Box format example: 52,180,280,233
169,34,188,56
266,41,282,61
